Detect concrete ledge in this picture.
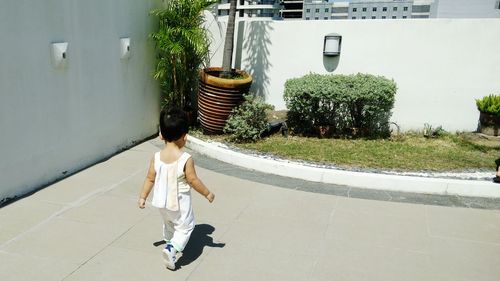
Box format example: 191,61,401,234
187,136,500,198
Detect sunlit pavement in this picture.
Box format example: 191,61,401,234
1,138,499,281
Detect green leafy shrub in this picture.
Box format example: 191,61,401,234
284,73,397,138
423,123,447,138
224,95,274,143
476,94,500,116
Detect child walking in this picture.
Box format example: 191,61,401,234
138,107,215,270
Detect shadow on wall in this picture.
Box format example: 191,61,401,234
236,21,273,99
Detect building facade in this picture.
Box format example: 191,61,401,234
217,0,282,19
303,0,436,20
215,0,500,20
301,0,500,20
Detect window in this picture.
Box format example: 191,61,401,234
333,7,348,13
373,7,377,12
325,8,329,12
362,7,367,12
306,17,310,20
352,16,356,19
372,16,376,19
413,5,430,12
306,9,310,12
403,16,407,18
404,7,408,11
315,8,319,13
392,15,397,19
362,16,366,19
324,17,329,20
383,7,387,11
315,17,319,20
382,16,386,19
353,8,357,12
393,7,397,11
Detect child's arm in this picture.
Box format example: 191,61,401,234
138,157,156,208
185,157,214,203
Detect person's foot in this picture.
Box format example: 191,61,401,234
494,176,500,183
162,244,177,270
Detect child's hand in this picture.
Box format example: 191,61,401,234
138,198,146,209
206,192,215,203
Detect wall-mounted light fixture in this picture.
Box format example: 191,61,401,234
120,38,131,59
323,33,342,56
51,42,68,68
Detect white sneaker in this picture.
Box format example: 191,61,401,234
162,244,177,270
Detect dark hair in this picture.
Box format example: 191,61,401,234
159,107,189,142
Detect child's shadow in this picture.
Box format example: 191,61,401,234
153,224,225,269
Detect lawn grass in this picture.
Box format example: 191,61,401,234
190,129,499,172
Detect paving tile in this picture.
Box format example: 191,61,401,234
188,245,314,281
426,237,500,281
336,196,426,219
426,205,500,244
240,185,338,225
111,213,171,254
0,199,63,245
219,208,328,256
28,172,108,205
63,246,192,281
106,172,145,199
2,217,126,264
59,193,147,227
189,167,265,224
326,198,431,253
310,243,432,281
0,251,79,281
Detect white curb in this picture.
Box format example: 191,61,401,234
187,136,500,198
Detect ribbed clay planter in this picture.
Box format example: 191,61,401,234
198,67,252,134
478,111,500,136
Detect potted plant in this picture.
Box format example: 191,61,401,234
150,0,215,123
198,0,253,134
476,94,500,136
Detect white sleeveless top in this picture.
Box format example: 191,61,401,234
151,151,192,210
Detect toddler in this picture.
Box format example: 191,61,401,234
138,107,215,270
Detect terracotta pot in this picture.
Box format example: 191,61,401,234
198,67,252,134
478,111,500,136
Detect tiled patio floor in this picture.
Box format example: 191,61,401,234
1,139,499,281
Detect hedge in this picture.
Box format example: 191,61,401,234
284,73,397,138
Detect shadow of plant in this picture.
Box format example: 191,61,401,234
242,21,273,99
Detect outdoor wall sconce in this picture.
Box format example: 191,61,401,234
120,38,131,59
323,33,342,56
51,42,68,68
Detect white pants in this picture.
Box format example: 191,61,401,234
158,191,194,252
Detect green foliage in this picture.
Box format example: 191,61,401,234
423,123,447,138
150,0,215,108
284,73,397,138
224,95,274,143
476,94,500,116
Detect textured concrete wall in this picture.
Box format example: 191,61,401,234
0,0,162,202
207,18,500,132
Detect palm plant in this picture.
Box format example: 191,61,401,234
150,0,216,109
220,0,237,78
197,0,253,134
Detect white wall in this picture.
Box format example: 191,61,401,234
208,18,500,132
0,0,162,202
